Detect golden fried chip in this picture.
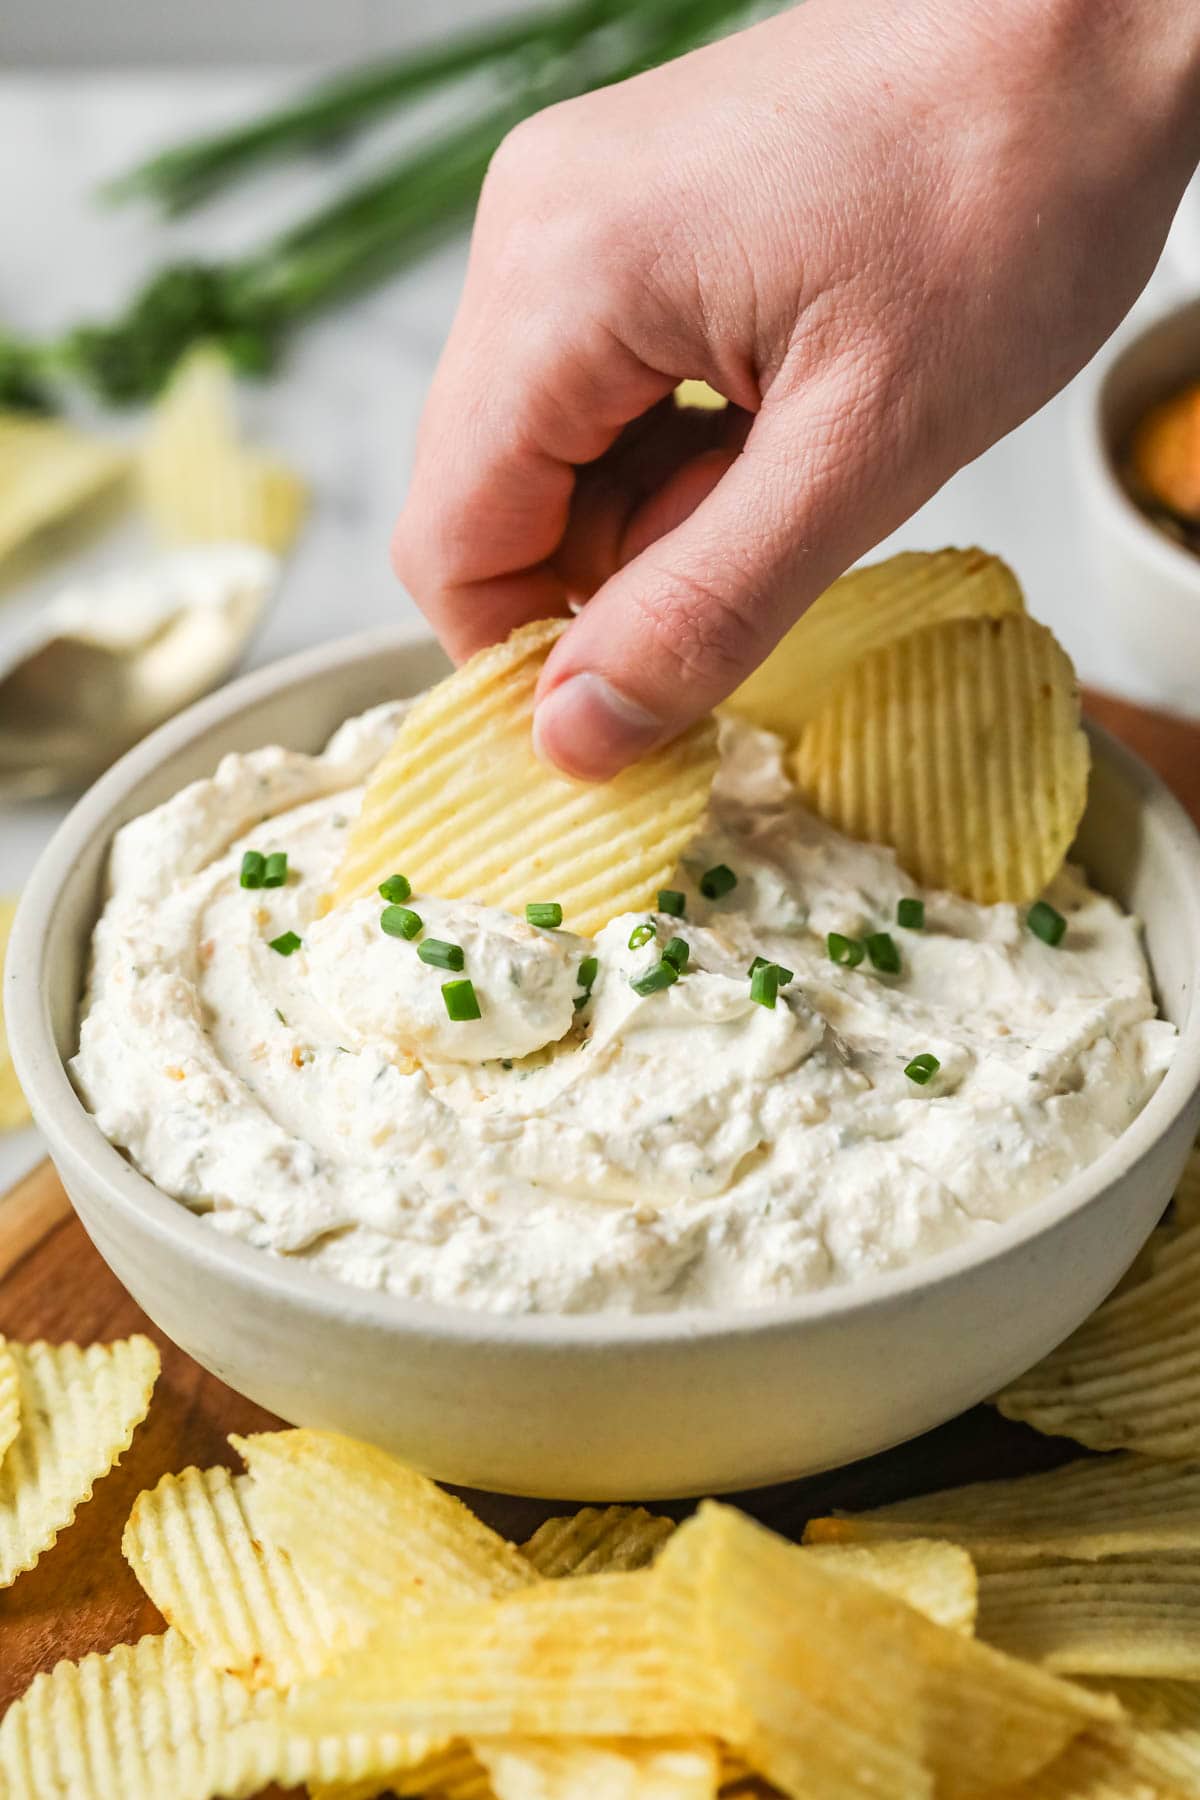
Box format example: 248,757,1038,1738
475,1736,719,1800
0,897,32,1133
726,549,1024,742
333,618,720,933
314,1746,492,1800
0,1336,159,1586
802,1538,977,1634
804,1455,1200,1566
122,1463,347,1686
234,1428,535,1633
674,381,728,411
984,1727,1176,1800
792,612,1089,904
0,1339,18,1469
0,414,128,569
653,1502,1115,1800
140,346,307,554
974,1556,1200,1677
1088,1680,1200,1793
523,1506,676,1576
996,1220,1200,1457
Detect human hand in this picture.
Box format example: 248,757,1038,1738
394,0,1200,778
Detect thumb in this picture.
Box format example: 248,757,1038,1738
532,403,871,780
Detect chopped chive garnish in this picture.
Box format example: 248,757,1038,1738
239,850,266,889
1027,900,1067,947
378,873,411,904
268,931,302,957
577,956,599,991
750,961,780,1008
700,863,737,900
904,1052,940,1086
573,994,590,1012
658,889,686,918
442,978,481,1022
381,904,422,940
748,955,794,985
525,902,563,928
866,932,901,974
263,851,289,888
897,897,925,930
631,959,679,997
827,933,865,968
418,939,465,972
662,936,689,973
628,922,656,950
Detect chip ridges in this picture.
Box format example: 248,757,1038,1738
0,1336,159,1587
523,1505,677,1577
792,612,1089,904
802,1538,978,1634
0,1338,18,1469
122,1463,346,1687
333,617,720,935
475,1735,721,1800
976,1557,1200,1677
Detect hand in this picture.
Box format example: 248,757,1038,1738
393,0,1200,778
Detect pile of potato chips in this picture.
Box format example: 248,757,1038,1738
4,1145,1200,1800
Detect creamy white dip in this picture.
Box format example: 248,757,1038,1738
72,708,1177,1316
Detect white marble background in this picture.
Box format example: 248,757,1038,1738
2,23,1199,1186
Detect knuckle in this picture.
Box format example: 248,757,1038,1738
634,565,765,693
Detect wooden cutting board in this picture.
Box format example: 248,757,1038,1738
1,688,1198,1728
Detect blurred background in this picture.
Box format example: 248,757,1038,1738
2,1,1200,1187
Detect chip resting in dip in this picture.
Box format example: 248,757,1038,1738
72,573,1178,1316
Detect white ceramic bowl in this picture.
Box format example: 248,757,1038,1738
8,630,1200,1499
1072,296,1200,713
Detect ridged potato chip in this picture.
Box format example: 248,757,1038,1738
792,612,1089,904
674,380,727,411
122,1463,347,1686
0,1339,18,1468
803,1538,977,1634
0,1336,159,1586
976,1556,1200,1677
725,549,1024,742
0,414,128,569
996,1219,1200,1457
475,1735,720,1800
523,1506,676,1577
314,1746,491,1800
984,1727,1175,1800
0,897,32,1133
140,346,307,554
1089,1679,1200,1793
804,1455,1200,1567
654,1502,1116,1800
333,618,720,934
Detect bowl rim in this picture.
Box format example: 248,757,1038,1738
8,626,1200,1350
1070,294,1200,596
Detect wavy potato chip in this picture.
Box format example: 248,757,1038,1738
984,1727,1176,1800
976,1556,1200,1677
333,618,720,934
995,1219,1200,1457
804,1455,1200,1567
122,1463,346,1686
793,612,1089,904
802,1538,977,1634
0,1336,159,1586
1088,1679,1200,1793
314,1745,492,1800
0,897,32,1133
523,1506,676,1577
0,414,128,569
475,1736,720,1800
725,549,1024,742
140,347,306,554
0,1339,18,1469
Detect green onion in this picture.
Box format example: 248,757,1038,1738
748,954,793,985
628,922,656,950
239,850,266,889
827,933,865,968
662,936,689,973
442,978,481,1022
699,863,737,900
378,873,411,903
631,959,679,997
750,962,779,1008
418,939,465,972
525,902,563,928
381,904,422,940
262,851,289,888
904,1052,940,1086
1027,900,1067,947
577,955,599,991
897,897,925,930
866,932,901,974
268,930,302,957
658,889,686,918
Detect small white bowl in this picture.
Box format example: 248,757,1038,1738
1072,296,1200,712
7,631,1200,1499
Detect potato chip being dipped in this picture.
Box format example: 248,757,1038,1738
334,619,720,934
793,611,1089,903
725,548,1024,741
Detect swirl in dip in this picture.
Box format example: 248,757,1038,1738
72,707,1177,1315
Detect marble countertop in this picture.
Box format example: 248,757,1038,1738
1,68,1197,1187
